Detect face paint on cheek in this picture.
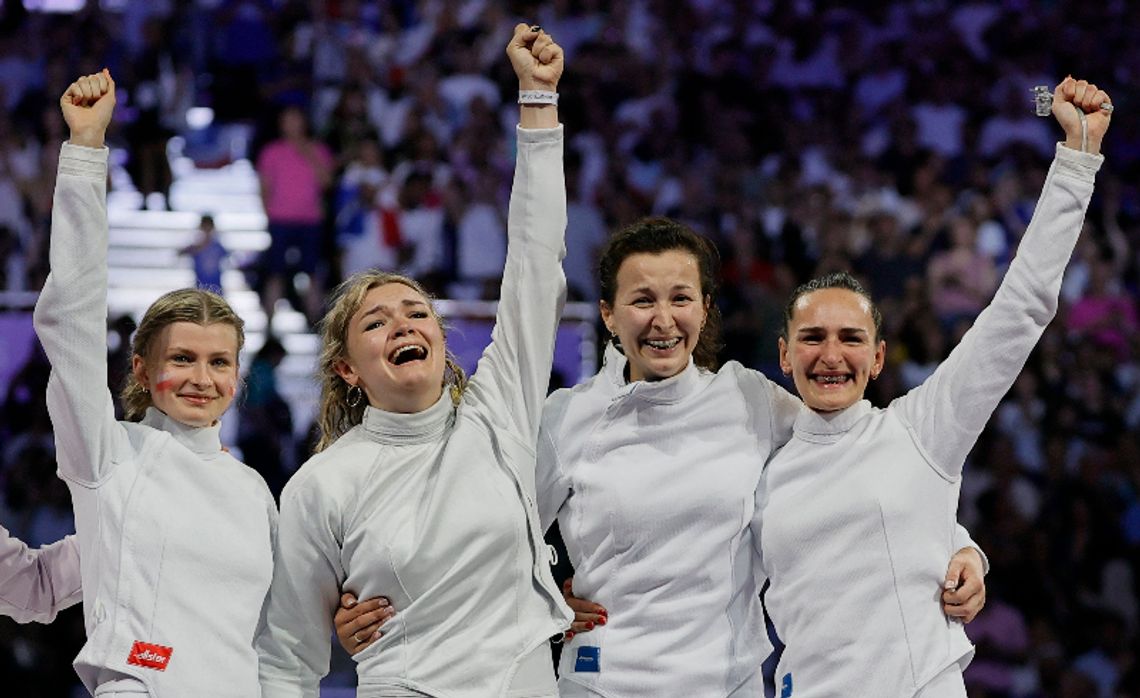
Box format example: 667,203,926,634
154,372,176,392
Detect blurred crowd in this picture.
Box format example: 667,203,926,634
1,1,1139,696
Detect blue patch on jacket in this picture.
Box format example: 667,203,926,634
575,646,601,673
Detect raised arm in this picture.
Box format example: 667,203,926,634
465,25,567,447
32,70,126,485
898,77,1110,477
0,527,82,624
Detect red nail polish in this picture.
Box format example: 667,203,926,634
586,621,594,630
565,632,575,641
597,617,606,626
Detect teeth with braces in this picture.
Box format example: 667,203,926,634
645,338,681,349
815,375,848,384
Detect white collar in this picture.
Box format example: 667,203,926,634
359,390,455,445
141,406,224,458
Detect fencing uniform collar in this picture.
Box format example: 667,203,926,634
602,343,701,405
141,406,224,458
361,390,455,444
792,400,873,444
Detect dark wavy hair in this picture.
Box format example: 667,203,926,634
597,217,723,371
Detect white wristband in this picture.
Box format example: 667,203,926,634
518,90,558,106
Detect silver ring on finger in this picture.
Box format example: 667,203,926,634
1101,102,1114,113
353,631,365,644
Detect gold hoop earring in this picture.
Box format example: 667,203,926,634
346,384,364,408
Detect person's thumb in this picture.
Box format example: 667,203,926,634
944,559,963,591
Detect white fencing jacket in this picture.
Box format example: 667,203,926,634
538,351,800,697
34,143,278,697
759,144,1102,697
257,126,574,698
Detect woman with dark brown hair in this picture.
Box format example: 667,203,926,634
759,76,1112,698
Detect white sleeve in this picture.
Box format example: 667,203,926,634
736,367,801,573
750,481,768,580
766,378,801,452
731,364,800,457
464,126,567,450
32,143,127,485
536,395,572,532
257,478,344,698
952,523,990,574
896,144,1102,478
0,527,82,624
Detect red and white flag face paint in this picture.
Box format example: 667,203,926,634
127,641,173,671
154,372,176,393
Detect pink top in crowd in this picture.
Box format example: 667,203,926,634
257,140,333,224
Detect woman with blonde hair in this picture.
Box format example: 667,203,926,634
309,270,469,453
256,25,573,697
34,70,276,695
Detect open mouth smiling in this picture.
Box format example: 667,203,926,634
389,344,428,365
644,338,682,350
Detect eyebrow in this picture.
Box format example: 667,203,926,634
627,284,697,295
796,326,870,335
166,345,235,357
359,299,429,319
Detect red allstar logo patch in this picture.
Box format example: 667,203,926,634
127,641,173,671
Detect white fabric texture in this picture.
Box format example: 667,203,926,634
537,348,801,697
0,526,81,623
537,349,985,697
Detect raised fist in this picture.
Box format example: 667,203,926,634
1052,76,1112,155
506,23,564,92
60,69,116,148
